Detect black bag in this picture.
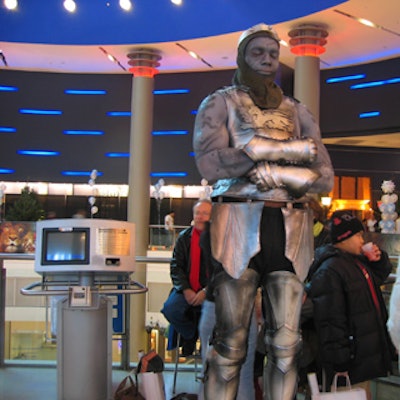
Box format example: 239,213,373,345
114,375,145,400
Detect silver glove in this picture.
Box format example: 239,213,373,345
244,136,317,165
248,162,320,198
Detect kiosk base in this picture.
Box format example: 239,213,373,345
57,294,112,400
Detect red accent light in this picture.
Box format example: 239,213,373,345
290,44,326,57
288,25,328,58
129,66,159,78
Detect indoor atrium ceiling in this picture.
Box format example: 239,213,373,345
0,0,399,149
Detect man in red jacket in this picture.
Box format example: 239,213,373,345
161,199,212,355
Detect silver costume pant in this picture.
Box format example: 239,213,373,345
204,270,304,400
262,271,304,400
204,268,259,399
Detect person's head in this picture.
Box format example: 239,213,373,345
234,23,282,109
237,23,280,78
330,211,365,255
309,197,325,223
73,209,86,218
192,199,212,231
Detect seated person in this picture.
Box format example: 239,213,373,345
161,199,212,356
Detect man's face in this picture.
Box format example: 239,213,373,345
192,202,212,231
244,36,280,76
335,231,364,255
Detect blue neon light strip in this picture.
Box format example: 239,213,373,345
0,85,18,92
105,152,130,158
0,168,15,174
17,150,60,156
63,130,104,135
107,111,131,116
0,127,16,133
62,171,104,177
191,110,198,115
151,172,187,177
65,89,107,95
189,151,195,157
351,77,400,89
152,130,188,136
153,89,190,95
359,111,380,118
326,74,365,83
20,109,62,115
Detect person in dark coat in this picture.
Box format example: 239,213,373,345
307,211,395,399
161,199,212,355
308,197,331,250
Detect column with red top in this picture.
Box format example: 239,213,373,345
126,48,162,363
289,25,328,123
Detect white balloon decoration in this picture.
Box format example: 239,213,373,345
152,179,166,247
88,169,99,218
90,169,98,180
378,180,398,233
200,178,212,199
91,206,98,215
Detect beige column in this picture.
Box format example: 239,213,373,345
126,48,161,364
288,24,328,124
294,56,321,122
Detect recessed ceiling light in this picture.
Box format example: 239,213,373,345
119,0,132,11
63,0,76,13
4,0,18,10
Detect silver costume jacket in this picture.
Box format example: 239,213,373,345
193,86,334,280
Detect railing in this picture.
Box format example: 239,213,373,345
0,253,171,367
148,224,188,248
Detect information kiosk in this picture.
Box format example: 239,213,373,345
21,218,147,400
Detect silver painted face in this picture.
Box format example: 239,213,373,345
244,36,280,76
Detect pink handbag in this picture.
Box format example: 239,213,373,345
308,372,367,400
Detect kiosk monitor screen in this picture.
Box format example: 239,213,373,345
42,228,90,265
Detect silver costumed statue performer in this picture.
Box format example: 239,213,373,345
193,23,334,400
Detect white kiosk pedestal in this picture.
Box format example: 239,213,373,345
20,219,146,400
57,294,113,400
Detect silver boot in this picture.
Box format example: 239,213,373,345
204,268,259,400
262,271,304,400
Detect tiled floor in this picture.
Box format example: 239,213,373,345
0,362,201,400
2,361,400,399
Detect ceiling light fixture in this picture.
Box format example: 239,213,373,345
289,24,328,57
358,18,376,28
188,50,199,60
99,47,127,71
334,9,400,37
119,0,132,11
63,0,76,13
175,43,213,68
171,0,183,5
4,0,18,10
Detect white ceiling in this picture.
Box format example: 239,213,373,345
1,0,398,74
1,0,399,148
